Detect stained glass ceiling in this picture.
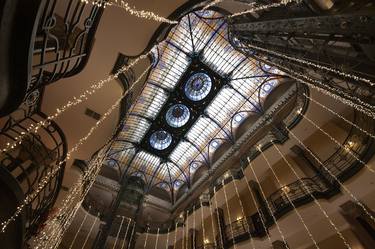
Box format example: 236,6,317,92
106,10,281,197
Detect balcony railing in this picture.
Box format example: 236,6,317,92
0,111,67,239
322,111,374,183
222,111,374,245
0,0,106,116
266,177,328,215
30,0,106,90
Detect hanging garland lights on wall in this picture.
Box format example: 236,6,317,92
243,42,375,87
3,0,374,247
0,52,150,154
230,0,302,18
0,0,312,156
82,0,304,24
107,1,178,24
250,53,375,119
31,66,151,249
0,65,152,235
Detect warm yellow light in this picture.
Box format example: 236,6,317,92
204,239,210,244
281,185,290,193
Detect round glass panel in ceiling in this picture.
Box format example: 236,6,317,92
166,104,190,128
149,130,172,150
184,72,212,101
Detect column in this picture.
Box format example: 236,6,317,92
215,208,227,248
249,180,272,225
189,229,198,249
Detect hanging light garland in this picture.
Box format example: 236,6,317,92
86,0,178,24
304,93,375,140
83,0,302,26
251,53,375,119
32,66,152,248
247,160,290,249
202,0,224,10
32,143,110,248
300,112,375,173
0,52,150,154
258,149,319,249
0,65,152,235
230,0,302,18
271,142,352,249
230,173,257,249
82,212,101,248
120,218,132,249
244,45,375,115
32,65,151,248
285,127,375,224
240,167,273,245
244,42,375,87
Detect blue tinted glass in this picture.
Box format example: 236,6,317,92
184,73,212,101
150,130,172,150
166,104,190,128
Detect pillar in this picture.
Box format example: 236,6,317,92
249,180,272,225
215,208,227,248
189,229,198,249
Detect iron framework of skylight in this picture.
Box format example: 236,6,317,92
106,10,282,199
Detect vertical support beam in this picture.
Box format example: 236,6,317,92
340,201,375,249
215,208,227,248
93,188,125,248
249,180,272,225
129,230,138,249
189,229,198,249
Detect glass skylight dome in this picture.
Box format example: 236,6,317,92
107,10,283,195
149,130,172,150
184,72,212,101
166,104,190,128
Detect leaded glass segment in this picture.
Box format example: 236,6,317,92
166,104,190,128
106,10,283,191
184,73,212,101
149,130,173,150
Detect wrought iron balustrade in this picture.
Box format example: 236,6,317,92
0,0,107,116
224,216,254,240
229,13,375,103
30,0,106,91
0,111,67,240
266,177,327,215
321,111,375,182
225,108,375,244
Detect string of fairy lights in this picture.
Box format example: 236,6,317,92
0,52,150,154
31,65,151,248
0,0,305,155
251,53,375,119
0,0,374,248
0,64,151,235
230,0,302,17
82,0,303,24
0,0,308,234
243,42,375,87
